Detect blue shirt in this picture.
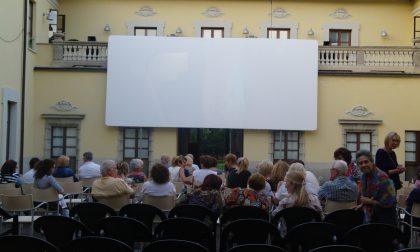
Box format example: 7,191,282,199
318,176,358,202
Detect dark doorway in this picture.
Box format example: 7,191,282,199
178,128,243,164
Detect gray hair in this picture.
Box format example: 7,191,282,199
332,160,348,176
129,159,144,171
101,160,116,177
356,150,374,164
289,162,306,173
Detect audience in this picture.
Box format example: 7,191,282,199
184,155,194,177
334,147,362,182
168,155,191,185
53,155,78,182
186,153,200,171
127,158,147,183
21,157,40,184
78,151,101,179
116,161,132,184
160,154,171,168
402,168,420,245
141,163,176,198
0,160,20,187
226,157,251,189
192,155,218,187
224,153,238,177
257,160,274,198
268,160,289,192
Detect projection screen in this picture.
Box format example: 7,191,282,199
106,36,318,130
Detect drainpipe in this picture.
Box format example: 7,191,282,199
19,0,28,173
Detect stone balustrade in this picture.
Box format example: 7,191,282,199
52,41,108,67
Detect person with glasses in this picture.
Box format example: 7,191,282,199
356,150,397,225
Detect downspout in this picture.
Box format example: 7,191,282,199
19,0,28,174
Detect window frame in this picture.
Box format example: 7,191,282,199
322,22,360,46
260,21,298,39
201,27,224,38
50,126,78,169
329,29,352,46
273,130,304,162
267,28,290,39
120,127,151,172
134,27,158,36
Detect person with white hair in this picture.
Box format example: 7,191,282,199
318,160,358,202
92,160,134,198
127,158,147,183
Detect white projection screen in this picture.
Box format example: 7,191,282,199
106,36,318,130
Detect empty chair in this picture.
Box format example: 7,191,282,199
95,194,130,211
0,235,59,252
169,204,218,232
395,249,420,252
34,215,91,250
119,203,166,231
66,236,132,252
32,187,60,215
154,217,214,251
308,245,366,252
220,206,269,227
226,244,288,252
1,194,40,235
80,177,99,188
341,223,404,252
142,194,175,213
220,219,280,252
61,182,84,205
69,202,116,232
94,216,153,248
271,207,321,237
324,209,364,240
324,200,357,215
143,239,210,252
284,222,336,252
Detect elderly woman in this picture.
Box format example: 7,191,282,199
226,157,251,189
225,173,270,212
0,160,20,187
356,150,397,225
141,163,176,197
192,155,218,187
127,158,147,183
375,132,405,191
53,155,78,182
34,159,68,216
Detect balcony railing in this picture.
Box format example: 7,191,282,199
52,41,420,73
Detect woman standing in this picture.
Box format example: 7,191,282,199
375,132,405,191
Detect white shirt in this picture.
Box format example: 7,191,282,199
168,166,181,182
78,161,101,179
22,169,35,183
192,169,217,187
141,181,176,196
192,164,200,171
263,181,274,198
275,171,320,201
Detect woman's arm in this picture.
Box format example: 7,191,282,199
49,176,64,194
179,167,192,185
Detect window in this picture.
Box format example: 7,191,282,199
330,29,351,46
122,128,150,169
28,0,36,48
134,27,157,36
405,131,417,163
267,28,290,39
201,27,224,38
273,131,303,162
51,127,78,169
346,132,371,160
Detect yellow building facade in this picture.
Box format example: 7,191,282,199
2,0,420,182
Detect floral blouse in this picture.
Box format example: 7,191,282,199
224,188,269,212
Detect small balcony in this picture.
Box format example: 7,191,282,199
50,41,420,74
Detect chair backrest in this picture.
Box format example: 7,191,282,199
94,216,154,248
154,217,214,251
0,183,15,189
271,207,322,235
285,222,336,252
32,187,59,203
398,194,408,208
21,183,33,195
168,204,218,232
80,177,99,188
1,194,33,212
67,236,132,252
308,245,366,252
0,188,22,196
220,206,269,227
0,235,60,252
54,177,74,183
60,182,83,195
220,219,280,252
411,202,420,217
34,215,91,250
324,200,356,215
119,203,167,231
324,209,364,240
226,244,288,252
69,202,117,231
143,239,210,252
143,194,175,212
403,186,414,196
342,223,403,252
173,182,185,194
95,194,130,211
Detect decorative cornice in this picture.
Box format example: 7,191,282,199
338,119,382,125
202,7,223,17
271,8,290,18
42,114,85,120
346,105,373,117
135,6,157,17
412,6,420,17
330,8,351,19
51,100,78,112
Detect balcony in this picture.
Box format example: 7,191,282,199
50,41,420,74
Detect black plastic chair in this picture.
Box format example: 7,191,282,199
154,217,214,251
220,219,280,252
220,206,269,227
308,245,366,252
94,216,154,248
34,215,91,250
285,222,336,252
395,249,420,252
143,239,210,252
69,202,116,232
119,203,166,231
169,204,218,232
66,236,132,252
271,207,321,236
324,209,364,240
341,223,404,252
0,235,60,252
226,244,288,252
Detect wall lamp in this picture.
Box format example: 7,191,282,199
380,30,388,38
104,24,111,32
307,28,315,36
175,26,183,35
43,12,53,21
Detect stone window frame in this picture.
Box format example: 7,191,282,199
193,20,232,37
1,88,21,162
127,20,165,36
271,130,305,162
260,21,299,39
322,22,360,46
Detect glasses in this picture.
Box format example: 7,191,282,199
358,160,370,165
